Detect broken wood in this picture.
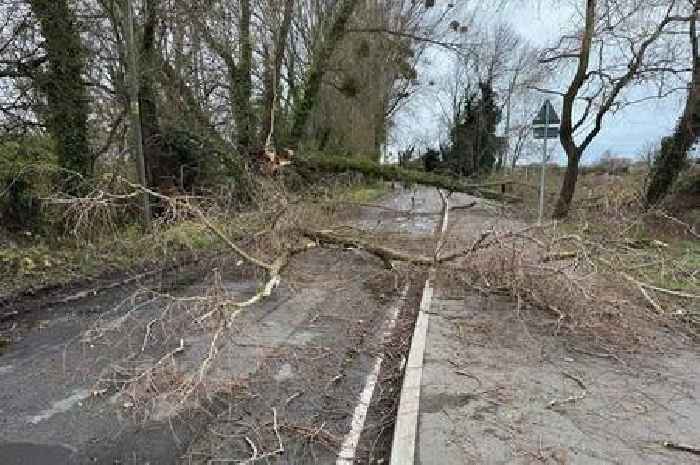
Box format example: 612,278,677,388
543,251,578,262
434,189,451,261
663,441,700,455
301,228,433,267
196,242,316,323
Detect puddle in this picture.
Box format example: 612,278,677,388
0,442,74,465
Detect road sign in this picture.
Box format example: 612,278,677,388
532,100,560,126
533,126,559,139
531,99,561,224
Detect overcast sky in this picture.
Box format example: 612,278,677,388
392,1,687,165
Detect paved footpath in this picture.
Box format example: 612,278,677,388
398,190,700,465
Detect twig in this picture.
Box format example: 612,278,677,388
622,272,699,315
450,201,477,211
543,251,578,262
195,244,314,323
206,409,284,464
622,273,700,299
562,372,587,390
141,318,158,352
663,440,700,455
439,222,554,263
244,437,258,461
117,176,273,271
655,211,700,239
434,189,451,262
285,391,303,405
546,390,587,409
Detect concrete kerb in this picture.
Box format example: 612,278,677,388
389,275,433,465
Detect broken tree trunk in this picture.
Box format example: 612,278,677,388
294,154,522,202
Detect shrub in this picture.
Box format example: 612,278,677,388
0,136,58,232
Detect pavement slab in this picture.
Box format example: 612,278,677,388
416,293,700,465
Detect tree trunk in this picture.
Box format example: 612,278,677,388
139,0,169,189
552,150,581,219
295,153,522,202
289,0,357,146
234,0,253,154
30,0,91,192
261,0,295,146
261,45,274,146
553,0,596,218
646,3,699,206
123,0,152,229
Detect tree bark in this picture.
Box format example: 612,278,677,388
234,0,253,154
30,0,91,192
553,0,596,219
261,0,295,147
139,0,168,189
123,0,152,229
646,2,700,206
289,0,357,146
553,155,581,218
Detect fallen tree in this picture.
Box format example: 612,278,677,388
301,228,434,267
293,153,522,203
301,222,547,268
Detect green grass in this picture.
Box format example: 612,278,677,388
502,168,699,296
0,220,228,297
339,181,388,203
650,240,700,292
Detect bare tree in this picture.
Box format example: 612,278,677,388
541,0,692,218
260,0,295,149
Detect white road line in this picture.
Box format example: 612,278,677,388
0,365,14,375
26,389,91,425
336,284,410,465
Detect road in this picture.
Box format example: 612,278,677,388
6,186,696,465
0,187,447,465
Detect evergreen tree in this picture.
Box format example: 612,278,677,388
444,81,501,177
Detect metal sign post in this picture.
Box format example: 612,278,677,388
532,100,560,224
539,104,548,224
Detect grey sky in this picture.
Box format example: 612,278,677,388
392,1,686,165
505,2,683,162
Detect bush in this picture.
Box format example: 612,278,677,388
0,136,58,232
674,169,700,195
